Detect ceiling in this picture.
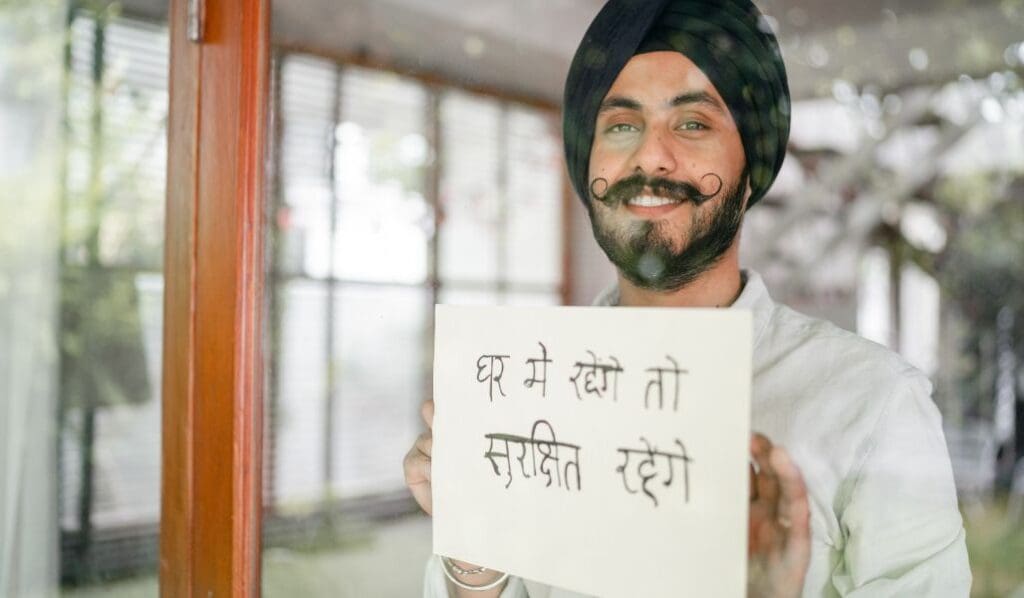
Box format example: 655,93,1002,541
124,0,1023,103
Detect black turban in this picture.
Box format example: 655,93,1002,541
563,0,790,209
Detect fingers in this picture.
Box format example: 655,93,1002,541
415,430,433,459
403,434,433,483
403,448,427,484
403,432,434,516
750,433,779,509
770,446,811,553
766,446,811,592
404,401,435,516
748,496,776,557
421,400,434,430
403,431,432,482
747,437,812,594
749,432,771,458
749,433,768,500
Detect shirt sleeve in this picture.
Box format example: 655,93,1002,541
422,555,530,598
829,376,972,597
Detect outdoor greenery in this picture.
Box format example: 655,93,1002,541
965,497,1024,597
935,174,1024,439
937,173,1024,345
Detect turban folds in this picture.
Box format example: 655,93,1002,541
563,0,790,208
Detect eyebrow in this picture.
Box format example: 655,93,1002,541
598,90,727,115
670,91,727,114
598,96,642,112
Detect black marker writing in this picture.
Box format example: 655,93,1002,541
616,438,693,506
569,350,623,402
483,419,582,491
644,355,687,411
523,342,552,397
476,354,511,401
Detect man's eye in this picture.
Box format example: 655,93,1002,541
606,123,639,134
679,121,708,131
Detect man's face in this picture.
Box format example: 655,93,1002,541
587,51,750,291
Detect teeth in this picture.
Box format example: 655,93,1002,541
627,195,680,208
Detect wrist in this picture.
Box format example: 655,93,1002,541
450,558,484,573
439,555,508,594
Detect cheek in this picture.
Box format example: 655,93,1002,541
691,138,742,176
715,131,746,171
588,149,611,183
589,140,634,182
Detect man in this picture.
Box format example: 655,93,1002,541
404,0,971,596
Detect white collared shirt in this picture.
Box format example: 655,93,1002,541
424,271,971,597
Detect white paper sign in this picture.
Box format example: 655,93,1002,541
432,305,751,598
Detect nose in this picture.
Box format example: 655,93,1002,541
630,129,677,177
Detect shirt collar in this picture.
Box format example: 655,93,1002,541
591,269,774,349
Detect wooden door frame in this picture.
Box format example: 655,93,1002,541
160,0,270,595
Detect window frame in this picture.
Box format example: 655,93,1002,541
146,2,577,595
161,0,269,595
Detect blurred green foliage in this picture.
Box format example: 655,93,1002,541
964,497,1024,597
931,172,1024,421
937,175,1024,328
59,268,149,408
56,0,163,410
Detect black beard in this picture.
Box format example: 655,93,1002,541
588,169,748,292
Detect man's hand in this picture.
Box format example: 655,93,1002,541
748,433,811,598
403,399,434,515
403,400,508,597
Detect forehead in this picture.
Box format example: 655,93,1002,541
604,51,724,106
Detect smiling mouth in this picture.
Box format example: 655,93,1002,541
625,195,684,208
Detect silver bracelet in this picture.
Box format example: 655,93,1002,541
439,555,509,592
443,556,487,575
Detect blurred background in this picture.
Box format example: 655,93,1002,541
1,0,1022,596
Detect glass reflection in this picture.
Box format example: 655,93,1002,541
5,0,1018,595
262,30,568,596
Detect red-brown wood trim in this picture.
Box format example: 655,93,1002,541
160,0,200,595
233,0,269,591
161,0,270,596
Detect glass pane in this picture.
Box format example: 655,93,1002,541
62,12,167,593
89,272,164,528
438,90,501,284
504,290,562,306
261,2,1024,597
266,40,438,596
334,68,431,284
63,16,168,271
438,288,559,306
506,106,564,286
1,6,170,594
277,54,338,279
98,20,168,269
270,279,328,512
267,45,573,596
263,277,431,595
331,286,428,497
437,287,499,306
